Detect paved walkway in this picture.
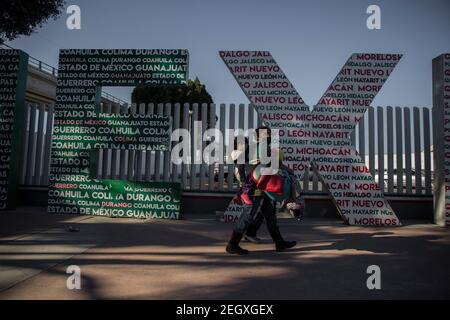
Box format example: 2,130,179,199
0,207,449,299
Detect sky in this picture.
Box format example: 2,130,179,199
7,0,450,107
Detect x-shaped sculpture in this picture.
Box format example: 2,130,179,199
221,51,402,226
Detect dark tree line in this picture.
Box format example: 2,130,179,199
1,0,65,42
132,77,213,105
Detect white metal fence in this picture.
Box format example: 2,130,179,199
18,103,433,196
20,103,54,186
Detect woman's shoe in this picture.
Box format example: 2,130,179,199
226,244,249,255
226,231,249,255
275,240,297,252
269,230,297,252
243,234,263,244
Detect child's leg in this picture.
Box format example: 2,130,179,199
245,210,264,237
233,197,262,235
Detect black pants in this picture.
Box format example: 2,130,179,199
245,207,265,237
234,195,279,235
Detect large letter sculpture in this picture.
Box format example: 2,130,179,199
221,51,402,226
432,53,450,227
49,49,188,219
0,49,28,209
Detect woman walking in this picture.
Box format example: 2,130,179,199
226,127,297,255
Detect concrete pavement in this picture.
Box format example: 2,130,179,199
0,207,449,299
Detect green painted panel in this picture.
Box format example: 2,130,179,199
0,49,28,209
49,49,188,219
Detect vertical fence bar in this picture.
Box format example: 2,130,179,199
181,103,189,188
423,107,432,194
208,104,216,191
107,103,114,178
97,104,105,178
256,105,263,127
312,167,319,192
404,108,412,194
95,103,104,178
199,103,207,190
162,103,172,182
218,104,225,192
102,103,112,179
386,106,394,193
110,104,120,179
248,104,255,130
303,166,310,192
34,104,46,185
377,107,385,192
368,107,375,176
26,104,37,185
127,104,137,180
238,103,245,131
358,115,366,162
135,103,146,181
413,107,422,194
119,104,128,180
153,103,164,181
172,103,181,183
236,103,245,190
190,103,199,190
395,107,404,194
42,104,54,185
248,104,255,165
19,104,31,184
144,103,155,181
227,104,235,191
